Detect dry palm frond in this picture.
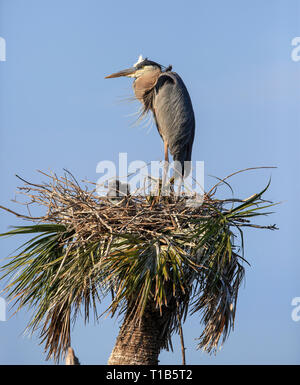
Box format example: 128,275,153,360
0,169,278,361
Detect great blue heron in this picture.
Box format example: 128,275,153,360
65,346,80,365
105,55,195,179
107,178,130,204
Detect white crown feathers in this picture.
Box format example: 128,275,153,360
134,54,144,67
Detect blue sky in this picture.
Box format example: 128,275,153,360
0,0,299,364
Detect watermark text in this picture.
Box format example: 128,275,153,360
0,37,6,62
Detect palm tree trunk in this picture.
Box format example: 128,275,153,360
108,302,166,365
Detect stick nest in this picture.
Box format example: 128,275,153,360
2,170,276,246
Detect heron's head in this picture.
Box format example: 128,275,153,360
105,55,162,79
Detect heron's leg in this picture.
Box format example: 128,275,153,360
164,141,169,163
162,141,169,194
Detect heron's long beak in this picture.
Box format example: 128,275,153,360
105,67,137,79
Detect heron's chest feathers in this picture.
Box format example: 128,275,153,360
133,68,161,112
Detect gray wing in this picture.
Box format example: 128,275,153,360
152,72,195,165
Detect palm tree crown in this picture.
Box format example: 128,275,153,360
0,170,277,363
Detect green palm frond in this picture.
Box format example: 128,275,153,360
0,224,102,361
